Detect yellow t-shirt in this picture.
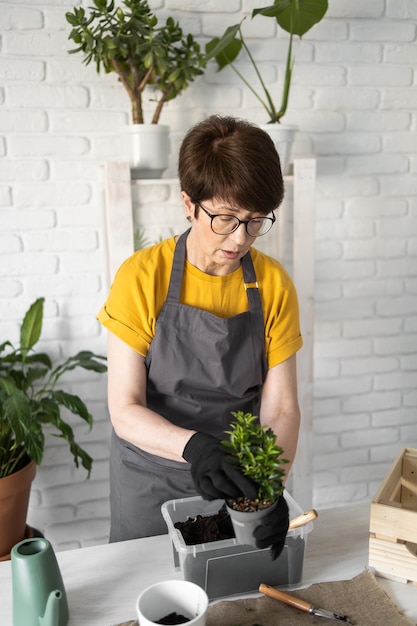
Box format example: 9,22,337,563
97,237,303,368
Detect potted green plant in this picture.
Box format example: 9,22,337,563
66,0,208,179
205,0,328,173
220,410,288,546
0,297,107,559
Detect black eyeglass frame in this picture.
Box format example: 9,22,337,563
195,202,276,237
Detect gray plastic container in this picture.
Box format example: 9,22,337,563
161,492,313,600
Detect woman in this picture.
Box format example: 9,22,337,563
98,115,303,559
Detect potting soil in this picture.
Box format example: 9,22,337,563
155,611,190,624
174,505,235,545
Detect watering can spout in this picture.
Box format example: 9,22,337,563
39,590,63,626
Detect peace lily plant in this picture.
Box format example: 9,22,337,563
0,298,107,479
206,0,328,124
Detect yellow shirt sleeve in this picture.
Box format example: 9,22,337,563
251,247,303,367
97,239,174,356
97,237,303,366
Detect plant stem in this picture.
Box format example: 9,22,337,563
240,34,276,122
111,57,146,124
151,83,174,124
129,54,145,125
276,29,294,121
228,63,271,121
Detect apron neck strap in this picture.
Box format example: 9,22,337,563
166,229,189,302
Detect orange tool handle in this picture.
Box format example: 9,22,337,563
259,584,313,613
288,508,318,530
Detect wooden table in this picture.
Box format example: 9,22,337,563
1,502,416,625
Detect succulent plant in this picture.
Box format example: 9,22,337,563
66,0,207,124
221,410,288,506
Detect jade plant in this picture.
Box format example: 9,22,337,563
66,0,207,124
205,0,328,124
0,298,107,478
221,410,288,510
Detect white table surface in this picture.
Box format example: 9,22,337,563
1,502,416,625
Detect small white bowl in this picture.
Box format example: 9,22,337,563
136,579,209,626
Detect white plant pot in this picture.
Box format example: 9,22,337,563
136,580,209,626
260,123,298,176
226,499,278,547
123,124,170,180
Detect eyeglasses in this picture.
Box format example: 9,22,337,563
196,202,276,237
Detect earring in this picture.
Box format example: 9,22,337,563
186,216,192,222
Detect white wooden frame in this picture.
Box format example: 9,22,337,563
292,159,316,509
103,159,316,508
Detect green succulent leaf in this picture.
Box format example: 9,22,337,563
221,411,288,503
65,0,208,123
94,0,108,10
65,12,79,26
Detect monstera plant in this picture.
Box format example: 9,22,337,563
205,0,328,173
206,0,328,124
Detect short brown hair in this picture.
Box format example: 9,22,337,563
178,115,284,215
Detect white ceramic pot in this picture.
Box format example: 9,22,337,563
123,124,170,180
226,499,278,547
136,579,209,626
260,123,298,176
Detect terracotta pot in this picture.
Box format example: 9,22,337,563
0,458,36,558
0,525,35,562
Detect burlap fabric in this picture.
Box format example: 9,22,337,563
117,568,414,626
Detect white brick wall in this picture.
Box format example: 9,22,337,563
1,0,416,549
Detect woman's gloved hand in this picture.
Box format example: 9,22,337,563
183,432,258,501
253,495,289,560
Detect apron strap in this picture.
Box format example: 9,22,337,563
241,252,263,312
166,229,263,312
165,229,190,302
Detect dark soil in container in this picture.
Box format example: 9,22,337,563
156,612,190,624
174,504,235,545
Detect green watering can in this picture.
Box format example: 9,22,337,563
11,537,69,626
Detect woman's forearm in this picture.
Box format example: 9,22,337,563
109,402,195,462
107,331,195,461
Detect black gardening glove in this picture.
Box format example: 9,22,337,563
183,432,258,501
253,495,289,561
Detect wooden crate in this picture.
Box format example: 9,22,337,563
369,447,417,584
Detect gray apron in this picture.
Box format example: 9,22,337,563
109,230,267,541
